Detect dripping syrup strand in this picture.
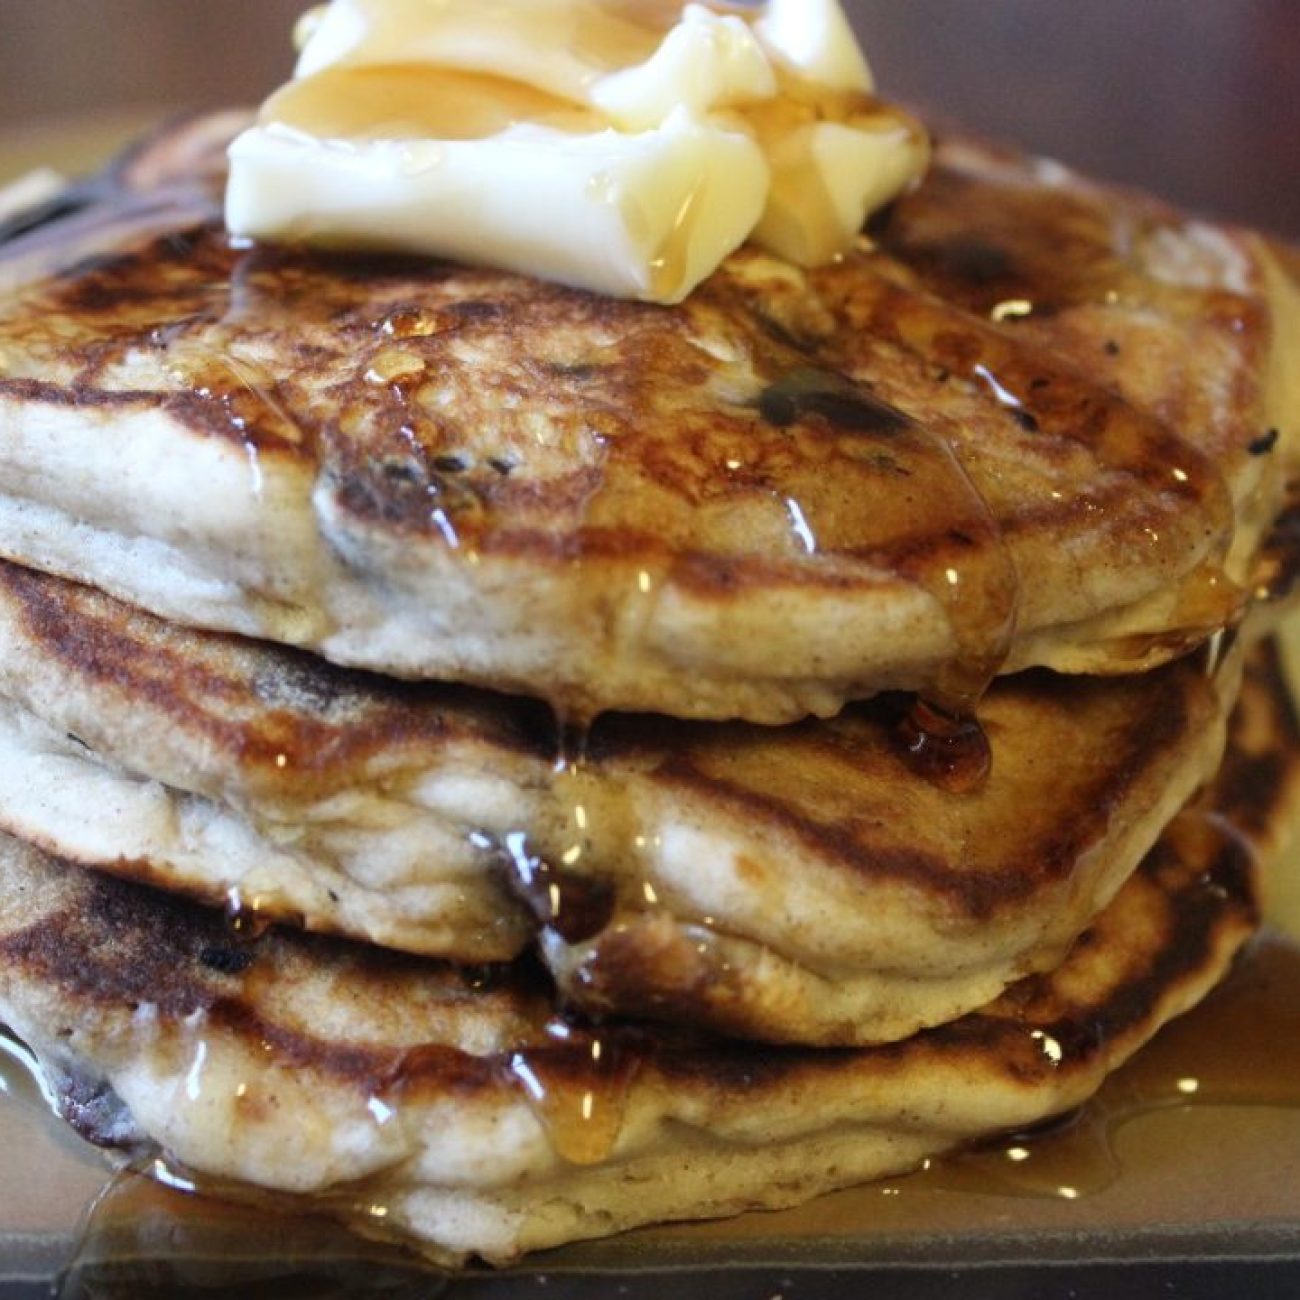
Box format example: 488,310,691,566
498,713,638,1167
752,356,1017,792
803,257,1244,789
499,715,617,946
893,697,992,796
504,1018,640,1168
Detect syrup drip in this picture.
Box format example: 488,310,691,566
815,193,1244,745
647,177,708,305
0,932,1295,1280
1105,561,1247,666
754,363,1018,784
504,1019,639,1167
892,697,992,796
760,363,1019,717
54,1165,445,1299
223,887,274,941
501,831,616,945
0,896,1297,1277
500,715,621,946
5,141,1013,731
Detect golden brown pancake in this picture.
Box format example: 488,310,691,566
0,119,1294,722
0,558,1244,1045
0,639,1291,1265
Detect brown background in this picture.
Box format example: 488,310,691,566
0,1,1297,236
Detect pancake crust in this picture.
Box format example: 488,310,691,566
0,120,1294,721
0,559,1243,1045
0,640,1292,1265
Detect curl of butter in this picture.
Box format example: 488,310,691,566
226,0,929,304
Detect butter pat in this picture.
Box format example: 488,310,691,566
592,7,776,131
227,0,928,303
758,0,874,92
228,113,768,303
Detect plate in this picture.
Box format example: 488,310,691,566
2,932,1300,1299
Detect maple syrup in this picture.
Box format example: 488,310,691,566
1,59,1290,1297
0,928,1292,1290
504,1018,641,1167
500,830,616,944
53,1166,444,1300
746,77,927,268
264,65,602,142
647,179,711,304
223,886,275,941
900,931,1300,1204
778,362,1018,711
892,696,992,795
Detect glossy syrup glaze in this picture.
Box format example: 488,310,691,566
0,623,1289,1280
0,113,1289,1284
904,927,1300,1204
2,925,1296,1290
0,123,1262,739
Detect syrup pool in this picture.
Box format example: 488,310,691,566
0,929,1296,1290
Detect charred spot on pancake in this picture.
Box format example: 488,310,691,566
250,655,348,716
433,453,472,474
0,865,230,1018
759,368,913,434
56,1068,140,1150
1249,428,1280,456
198,945,259,977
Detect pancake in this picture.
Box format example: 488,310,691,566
0,558,1243,1046
0,120,1295,722
0,640,1293,1266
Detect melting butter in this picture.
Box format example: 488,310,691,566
226,0,929,303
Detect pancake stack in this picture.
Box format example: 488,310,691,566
0,113,1297,1265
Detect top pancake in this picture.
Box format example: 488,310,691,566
0,118,1295,721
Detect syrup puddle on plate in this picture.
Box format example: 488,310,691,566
0,930,1295,1294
